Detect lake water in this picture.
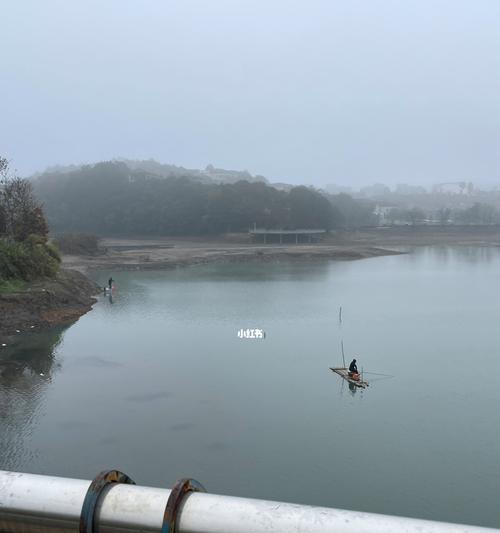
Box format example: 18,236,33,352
1,246,499,528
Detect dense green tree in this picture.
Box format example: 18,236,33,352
407,207,426,226
1,156,59,285
1,162,49,241
386,208,402,226
34,162,344,235
289,186,339,230
436,207,451,225
455,203,499,225
328,193,378,228
385,207,426,225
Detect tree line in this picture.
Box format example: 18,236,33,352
1,157,60,288
33,161,376,235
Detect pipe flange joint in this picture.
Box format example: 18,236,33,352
162,478,206,533
80,469,135,533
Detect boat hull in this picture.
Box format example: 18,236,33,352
330,367,369,388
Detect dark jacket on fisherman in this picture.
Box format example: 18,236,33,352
349,359,358,373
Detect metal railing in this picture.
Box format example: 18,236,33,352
0,469,498,533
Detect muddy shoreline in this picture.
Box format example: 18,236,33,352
63,243,404,273
0,269,100,345
61,225,500,273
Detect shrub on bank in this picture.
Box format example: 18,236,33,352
0,278,26,293
0,235,61,283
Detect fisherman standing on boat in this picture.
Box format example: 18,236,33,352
349,358,358,375
108,277,114,290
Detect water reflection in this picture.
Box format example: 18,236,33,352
336,377,362,398
129,260,336,283
0,328,66,470
409,245,498,265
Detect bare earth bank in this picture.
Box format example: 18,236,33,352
0,270,100,344
62,239,402,273
62,225,500,273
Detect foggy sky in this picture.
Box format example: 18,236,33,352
1,0,500,187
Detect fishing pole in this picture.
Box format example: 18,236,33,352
362,371,395,378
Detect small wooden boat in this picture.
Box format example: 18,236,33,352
330,367,369,388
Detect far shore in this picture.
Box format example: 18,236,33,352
3,225,499,345
61,225,500,273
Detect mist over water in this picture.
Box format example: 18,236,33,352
1,247,499,528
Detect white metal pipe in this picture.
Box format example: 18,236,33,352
0,470,498,533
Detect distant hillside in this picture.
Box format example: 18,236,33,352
33,160,340,235
32,159,274,187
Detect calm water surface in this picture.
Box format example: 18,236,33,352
1,246,499,527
